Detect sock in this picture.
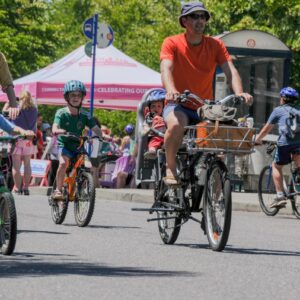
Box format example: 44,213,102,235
276,192,284,197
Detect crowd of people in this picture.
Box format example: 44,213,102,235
0,1,299,211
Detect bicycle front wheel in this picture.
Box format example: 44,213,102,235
49,180,68,225
258,165,279,216
0,192,17,255
289,179,300,219
203,161,231,251
74,171,95,227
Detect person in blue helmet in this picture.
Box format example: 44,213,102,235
51,80,102,200
255,87,300,208
143,89,167,160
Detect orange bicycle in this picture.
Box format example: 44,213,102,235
48,134,101,227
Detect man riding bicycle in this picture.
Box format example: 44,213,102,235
160,1,253,185
52,80,102,200
255,87,300,208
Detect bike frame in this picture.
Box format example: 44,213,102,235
64,154,85,201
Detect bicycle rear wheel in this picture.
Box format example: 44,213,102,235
258,165,279,216
289,179,300,219
155,164,182,245
49,179,68,225
203,161,231,251
0,192,17,255
74,171,95,227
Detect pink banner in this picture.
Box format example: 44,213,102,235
25,82,160,100
0,82,161,111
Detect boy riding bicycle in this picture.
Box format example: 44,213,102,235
255,87,300,208
52,80,102,200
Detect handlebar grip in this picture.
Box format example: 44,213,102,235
238,95,245,102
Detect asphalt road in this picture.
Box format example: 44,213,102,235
1,194,300,300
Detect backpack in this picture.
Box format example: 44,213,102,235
283,106,300,139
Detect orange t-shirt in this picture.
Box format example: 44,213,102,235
160,34,231,107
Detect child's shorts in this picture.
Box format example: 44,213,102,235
12,139,35,156
58,147,80,159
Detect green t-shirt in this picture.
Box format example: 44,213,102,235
53,107,96,152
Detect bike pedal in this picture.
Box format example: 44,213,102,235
200,220,206,235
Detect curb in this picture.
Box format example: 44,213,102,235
30,186,293,215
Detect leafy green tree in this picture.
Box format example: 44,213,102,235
94,0,181,71
50,0,95,56
0,0,62,78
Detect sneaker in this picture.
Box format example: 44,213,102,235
52,190,64,200
270,196,287,208
23,189,30,196
12,189,22,195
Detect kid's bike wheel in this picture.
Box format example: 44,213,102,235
203,161,231,252
155,165,182,245
289,179,300,219
49,180,68,225
74,171,95,227
0,192,17,255
258,165,279,216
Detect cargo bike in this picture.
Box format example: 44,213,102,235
133,89,256,251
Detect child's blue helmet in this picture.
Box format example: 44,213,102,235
64,80,86,98
63,80,86,108
146,89,166,108
124,124,134,135
280,87,299,101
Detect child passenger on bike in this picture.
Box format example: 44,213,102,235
143,89,167,160
255,87,300,208
52,80,102,200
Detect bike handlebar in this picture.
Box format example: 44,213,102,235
0,135,27,143
176,90,205,105
55,133,103,142
175,90,245,107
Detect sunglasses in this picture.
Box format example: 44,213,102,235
188,13,207,21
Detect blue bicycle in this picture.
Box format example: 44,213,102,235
257,143,300,218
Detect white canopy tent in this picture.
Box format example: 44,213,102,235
0,45,162,111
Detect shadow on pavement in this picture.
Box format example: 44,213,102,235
225,246,300,256
18,229,70,235
169,243,300,257
0,258,196,278
173,243,210,250
62,224,141,230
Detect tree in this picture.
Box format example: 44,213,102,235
0,0,62,78
93,0,181,72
